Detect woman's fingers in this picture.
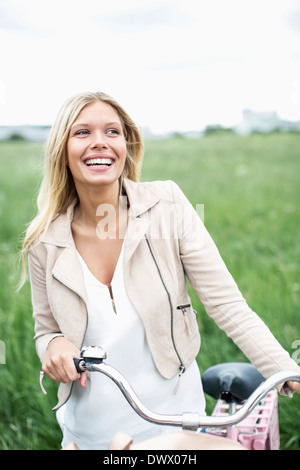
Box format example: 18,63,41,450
42,336,81,383
80,371,88,387
44,353,80,383
287,380,300,394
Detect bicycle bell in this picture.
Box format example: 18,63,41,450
80,345,107,363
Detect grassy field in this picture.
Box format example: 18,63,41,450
0,133,299,449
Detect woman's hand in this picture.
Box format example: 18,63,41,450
42,336,87,387
287,380,300,394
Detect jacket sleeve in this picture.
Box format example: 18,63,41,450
28,244,64,361
170,181,300,396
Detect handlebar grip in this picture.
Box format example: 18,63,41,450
74,358,86,373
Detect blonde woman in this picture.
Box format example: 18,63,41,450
22,92,300,449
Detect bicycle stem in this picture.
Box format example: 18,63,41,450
86,361,300,431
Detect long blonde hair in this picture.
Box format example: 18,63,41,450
20,91,144,286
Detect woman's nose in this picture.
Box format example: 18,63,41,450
90,132,108,149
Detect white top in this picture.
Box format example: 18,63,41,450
59,243,206,450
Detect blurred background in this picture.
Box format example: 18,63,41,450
0,0,299,135
0,0,299,450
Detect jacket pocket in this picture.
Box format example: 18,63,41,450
177,304,197,335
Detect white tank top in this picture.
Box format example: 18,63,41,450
60,243,206,450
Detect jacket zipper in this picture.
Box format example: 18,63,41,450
145,235,186,389
177,305,191,334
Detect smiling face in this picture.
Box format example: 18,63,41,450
67,100,127,194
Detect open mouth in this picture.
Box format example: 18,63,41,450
84,157,114,168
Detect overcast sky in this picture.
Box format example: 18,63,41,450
0,0,299,133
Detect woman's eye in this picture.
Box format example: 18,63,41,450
107,129,119,135
75,129,89,135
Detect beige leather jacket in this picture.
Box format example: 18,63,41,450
28,179,300,409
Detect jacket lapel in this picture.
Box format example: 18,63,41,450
123,179,159,267
124,214,149,266
52,245,87,302
40,200,87,302
40,179,159,295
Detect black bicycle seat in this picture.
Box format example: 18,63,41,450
202,362,264,404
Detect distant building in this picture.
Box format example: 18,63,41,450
235,109,300,135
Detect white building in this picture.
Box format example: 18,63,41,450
235,109,300,135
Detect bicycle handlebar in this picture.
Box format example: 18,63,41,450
74,346,300,431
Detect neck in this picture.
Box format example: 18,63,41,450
74,180,128,238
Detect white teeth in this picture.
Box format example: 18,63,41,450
85,157,113,166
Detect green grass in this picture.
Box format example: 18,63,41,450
0,133,299,449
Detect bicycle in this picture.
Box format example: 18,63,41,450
70,345,300,450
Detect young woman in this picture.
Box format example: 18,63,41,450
21,92,300,449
